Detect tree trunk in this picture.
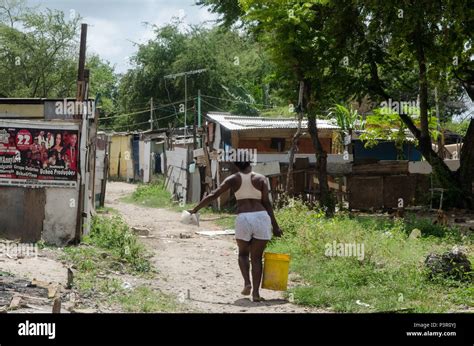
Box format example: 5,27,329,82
410,20,471,208
365,23,473,209
414,19,431,159
304,82,334,216
307,115,333,216
286,81,305,194
457,118,474,206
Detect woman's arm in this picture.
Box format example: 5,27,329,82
189,176,233,214
261,177,282,237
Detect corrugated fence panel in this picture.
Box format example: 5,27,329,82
0,187,45,242
348,176,384,210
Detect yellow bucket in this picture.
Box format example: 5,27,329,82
261,252,291,291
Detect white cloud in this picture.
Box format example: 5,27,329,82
35,0,219,73
85,17,125,60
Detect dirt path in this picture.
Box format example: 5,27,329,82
106,182,325,313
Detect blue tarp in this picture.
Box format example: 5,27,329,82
353,140,422,161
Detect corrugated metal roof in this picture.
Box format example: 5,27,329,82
206,112,339,131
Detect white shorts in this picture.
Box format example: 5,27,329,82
235,211,272,241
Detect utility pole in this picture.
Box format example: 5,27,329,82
193,100,197,150
164,68,207,137
185,75,187,136
150,97,154,131
198,89,202,128
198,89,202,148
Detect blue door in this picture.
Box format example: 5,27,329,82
132,135,140,180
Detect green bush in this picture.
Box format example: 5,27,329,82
127,181,174,209
85,215,151,273
268,201,473,312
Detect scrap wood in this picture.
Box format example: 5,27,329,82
30,278,51,289
52,297,61,313
9,295,23,310
24,304,48,311
48,284,61,299
30,279,62,299
67,268,74,289
17,294,49,302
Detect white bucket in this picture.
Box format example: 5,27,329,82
180,210,200,226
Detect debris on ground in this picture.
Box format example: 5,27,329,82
196,229,235,236
425,246,472,281
131,226,151,237
408,228,421,239
355,300,371,308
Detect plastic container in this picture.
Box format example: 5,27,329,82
180,210,200,226
261,252,291,291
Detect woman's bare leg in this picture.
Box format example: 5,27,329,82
250,239,268,301
236,239,252,295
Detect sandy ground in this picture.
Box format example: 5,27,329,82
105,181,326,313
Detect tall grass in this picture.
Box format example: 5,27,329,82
123,178,174,209
62,214,183,312
267,200,473,312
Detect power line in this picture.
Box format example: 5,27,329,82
200,94,273,109
200,98,228,112
101,98,195,120
152,98,196,110
100,107,194,131
101,120,151,131
154,108,193,122
101,107,150,120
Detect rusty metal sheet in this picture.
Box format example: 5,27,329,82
383,175,416,208
348,176,383,210
0,187,45,242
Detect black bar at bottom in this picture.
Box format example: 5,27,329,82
0,313,472,345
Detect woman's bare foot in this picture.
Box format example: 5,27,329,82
252,295,265,302
241,284,252,296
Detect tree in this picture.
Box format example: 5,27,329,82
0,5,80,97
87,55,119,124
0,2,116,108
196,0,244,27
201,0,474,209
350,0,474,208
115,21,276,131
235,0,341,215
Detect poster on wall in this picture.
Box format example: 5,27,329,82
0,123,79,188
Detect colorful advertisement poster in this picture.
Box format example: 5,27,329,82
0,124,79,188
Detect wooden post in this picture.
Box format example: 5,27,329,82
193,100,197,150
100,148,108,207
201,125,213,196
74,23,88,244
52,297,61,313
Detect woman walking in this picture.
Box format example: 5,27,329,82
188,161,282,302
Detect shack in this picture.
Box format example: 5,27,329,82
0,98,98,245
200,112,342,208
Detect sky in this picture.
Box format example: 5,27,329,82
33,0,219,73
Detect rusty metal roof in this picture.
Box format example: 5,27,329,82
206,112,339,131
